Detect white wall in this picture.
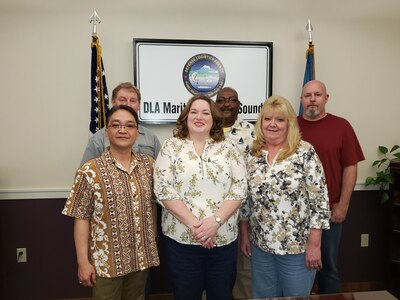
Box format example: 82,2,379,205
1,0,399,196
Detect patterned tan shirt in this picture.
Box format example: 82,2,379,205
62,149,160,278
224,118,255,158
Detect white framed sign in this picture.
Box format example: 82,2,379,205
133,38,273,124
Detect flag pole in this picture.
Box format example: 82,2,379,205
89,10,109,134
305,19,315,80
89,9,101,35
299,19,316,115
306,18,313,44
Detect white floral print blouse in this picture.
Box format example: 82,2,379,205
154,137,247,246
241,140,330,255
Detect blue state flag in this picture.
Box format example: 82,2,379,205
90,34,109,134
299,43,315,115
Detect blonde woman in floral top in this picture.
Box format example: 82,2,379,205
154,94,247,300
240,96,330,298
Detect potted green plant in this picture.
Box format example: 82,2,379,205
365,145,400,202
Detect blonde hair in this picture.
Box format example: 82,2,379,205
251,95,301,161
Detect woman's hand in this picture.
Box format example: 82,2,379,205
240,220,252,258
192,216,219,249
306,228,322,270
306,244,322,270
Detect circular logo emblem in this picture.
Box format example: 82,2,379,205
183,53,226,97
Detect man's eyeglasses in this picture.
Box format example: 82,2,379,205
215,97,239,104
108,124,137,130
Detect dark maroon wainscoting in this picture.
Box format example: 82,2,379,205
0,190,394,300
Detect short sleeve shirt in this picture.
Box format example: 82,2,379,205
62,149,160,278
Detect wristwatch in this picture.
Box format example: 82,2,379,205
214,215,222,226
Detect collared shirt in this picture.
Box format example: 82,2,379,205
242,140,330,255
81,124,161,165
154,137,247,246
224,119,255,157
62,149,160,278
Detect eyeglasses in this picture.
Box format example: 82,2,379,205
108,124,137,130
215,97,239,104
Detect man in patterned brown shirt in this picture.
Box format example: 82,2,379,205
63,105,159,300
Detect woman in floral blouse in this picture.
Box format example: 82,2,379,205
240,95,330,298
154,94,247,300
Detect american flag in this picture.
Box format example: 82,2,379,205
90,34,109,134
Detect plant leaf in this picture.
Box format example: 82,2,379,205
393,153,400,159
377,158,388,168
381,192,390,203
390,145,400,153
379,146,388,154
365,177,374,186
372,160,380,167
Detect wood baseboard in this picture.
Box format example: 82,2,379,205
340,281,387,292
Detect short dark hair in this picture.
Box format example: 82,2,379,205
216,87,239,100
106,105,139,127
174,94,224,142
111,82,141,102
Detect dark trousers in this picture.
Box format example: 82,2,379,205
318,222,342,294
164,236,237,300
